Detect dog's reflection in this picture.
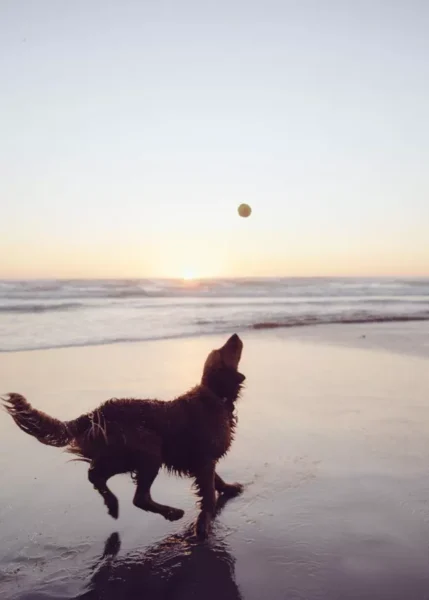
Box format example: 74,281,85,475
77,495,242,600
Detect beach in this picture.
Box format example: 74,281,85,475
1,323,429,599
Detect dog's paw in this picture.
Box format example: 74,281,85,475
220,482,244,498
106,496,119,520
195,512,212,541
164,507,185,522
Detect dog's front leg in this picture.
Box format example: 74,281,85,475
194,464,216,540
214,473,243,498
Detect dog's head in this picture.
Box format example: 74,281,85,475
201,334,245,402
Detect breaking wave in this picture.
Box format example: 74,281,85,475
0,302,84,314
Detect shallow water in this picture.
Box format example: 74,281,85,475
1,331,429,599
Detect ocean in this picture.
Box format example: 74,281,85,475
0,277,428,352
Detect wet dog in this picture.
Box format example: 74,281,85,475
3,334,245,539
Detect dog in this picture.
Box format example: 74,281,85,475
3,334,245,539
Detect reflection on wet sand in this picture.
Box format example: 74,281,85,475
77,495,242,600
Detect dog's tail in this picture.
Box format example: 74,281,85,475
2,393,90,448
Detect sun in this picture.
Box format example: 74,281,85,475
182,269,198,281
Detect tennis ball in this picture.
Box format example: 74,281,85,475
238,203,252,218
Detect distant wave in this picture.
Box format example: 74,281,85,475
252,313,429,330
2,277,429,301
105,289,150,299
2,296,428,313
0,302,84,314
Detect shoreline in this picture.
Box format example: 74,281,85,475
1,319,428,359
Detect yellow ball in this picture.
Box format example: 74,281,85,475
238,203,252,218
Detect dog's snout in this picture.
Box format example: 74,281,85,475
218,334,243,370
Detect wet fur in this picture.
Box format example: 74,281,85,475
3,334,245,539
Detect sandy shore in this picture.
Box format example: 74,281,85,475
1,324,429,599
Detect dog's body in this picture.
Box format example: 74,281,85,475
3,334,245,539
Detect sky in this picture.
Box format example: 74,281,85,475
1,0,428,279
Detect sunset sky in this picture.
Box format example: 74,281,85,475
1,1,428,279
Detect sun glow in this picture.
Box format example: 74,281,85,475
182,269,198,281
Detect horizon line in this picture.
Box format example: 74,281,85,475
1,274,429,282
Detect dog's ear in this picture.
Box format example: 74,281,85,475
202,349,218,380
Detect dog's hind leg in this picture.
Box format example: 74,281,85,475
88,459,121,519
215,473,243,498
133,455,184,522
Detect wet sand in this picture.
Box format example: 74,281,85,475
1,324,429,599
